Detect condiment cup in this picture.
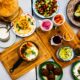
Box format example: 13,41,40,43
63,32,74,42
52,13,65,26
40,19,53,31
0,27,10,42
50,35,62,46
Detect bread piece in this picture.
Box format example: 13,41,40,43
0,7,23,22
0,0,19,17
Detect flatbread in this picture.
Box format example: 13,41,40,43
0,0,19,17
0,7,23,22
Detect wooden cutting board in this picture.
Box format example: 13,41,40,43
0,33,51,80
36,21,80,68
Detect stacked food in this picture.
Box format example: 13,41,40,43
0,0,21,22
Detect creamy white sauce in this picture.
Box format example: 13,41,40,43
26,46,38,60
0,28,9,39
73,63,80,79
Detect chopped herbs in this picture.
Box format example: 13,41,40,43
16,24,22,31
28,18,31,21
31,22,34,25
31,50,36,55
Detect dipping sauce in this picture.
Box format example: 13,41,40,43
0,27,10,42
50,35,62,46
41,19,53,31
53,13,65,26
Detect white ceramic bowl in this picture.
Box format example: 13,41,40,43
12,13,36,37
0,27,10,42
52,13,65,26
33,0,59,18
50,35,62,46
40,19,53,31
63,32,74,42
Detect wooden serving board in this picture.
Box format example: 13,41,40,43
36,21,80,68
0,33,51,80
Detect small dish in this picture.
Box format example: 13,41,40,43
63,32,74,41
57,46,74,62
40,19,53,31
0,27,10,42
50,35,62,46
39,61,63,80
52,13,65,26
12,13,36,37
0,29,16,48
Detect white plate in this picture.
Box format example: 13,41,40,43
0,30,16,48
33,0,59,18
12,13,36,37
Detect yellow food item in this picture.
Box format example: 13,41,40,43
59,47,73,61
63,32,73,41
13,14,35,35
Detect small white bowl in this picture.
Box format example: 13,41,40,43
40,19,53,31
0,27,10,42
52,13,65,26
63,32,74,42
50,35,62,46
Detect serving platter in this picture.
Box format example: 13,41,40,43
36,21,80,68
0,33,51,80
67,0,80,27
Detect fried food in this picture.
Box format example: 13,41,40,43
53,68,62,75
41,69,49,76
48,73,55,80
46,64,54,71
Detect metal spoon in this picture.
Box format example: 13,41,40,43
7,23,13,32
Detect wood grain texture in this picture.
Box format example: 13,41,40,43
36,21,80,68
0,33,51,80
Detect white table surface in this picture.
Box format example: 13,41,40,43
0,0,79,80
